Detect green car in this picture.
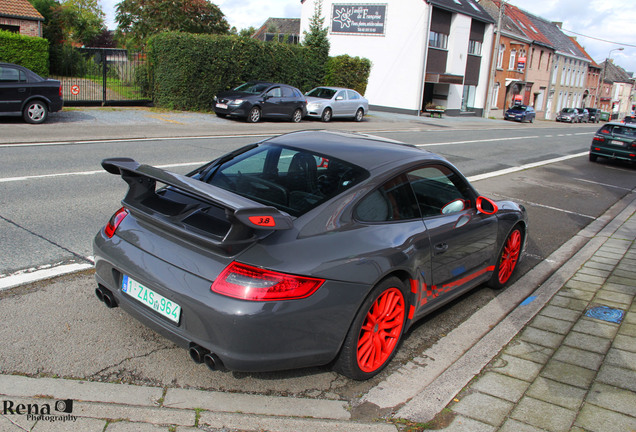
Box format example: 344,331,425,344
589,122,636,163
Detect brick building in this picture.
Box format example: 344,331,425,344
0,0,44,37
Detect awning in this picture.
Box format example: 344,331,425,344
426,73,464,85
505,78,521,87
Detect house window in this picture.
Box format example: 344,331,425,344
492,83,500,108
468,40,482,56
429,31,448,49
497,44,505,68
508,49,517,70
0,24,20,33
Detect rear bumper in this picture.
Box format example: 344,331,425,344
590,146,636,162
93,232,363,372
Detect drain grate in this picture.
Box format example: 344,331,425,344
585,306,625,324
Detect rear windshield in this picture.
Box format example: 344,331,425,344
195,144,369,217
508,106,527,112
561,108,575,113
306,88,337,99
598,124,636,138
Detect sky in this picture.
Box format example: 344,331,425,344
99,0,635,74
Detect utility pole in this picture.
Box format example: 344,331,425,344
484,0,505,119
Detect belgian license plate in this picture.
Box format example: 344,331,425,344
611,140,624,146
216,103,228,109
122,275,181,324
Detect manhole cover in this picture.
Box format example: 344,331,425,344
585,306,625,324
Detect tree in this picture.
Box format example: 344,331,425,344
30,0,105,45
303,0,329,58
116,0,230,48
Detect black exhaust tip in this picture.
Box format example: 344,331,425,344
95,286,105,302
96,285,118,308
189,345,208,364
203,353,224,371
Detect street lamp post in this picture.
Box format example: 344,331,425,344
596,47,624,111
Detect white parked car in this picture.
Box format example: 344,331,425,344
305,87,368,122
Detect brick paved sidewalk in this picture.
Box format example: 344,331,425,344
445,211,636,432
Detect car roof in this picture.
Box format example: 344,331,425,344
604,122,636,127
262,130,443,171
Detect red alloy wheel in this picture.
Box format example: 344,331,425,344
498,229,521,284
356,287,406,373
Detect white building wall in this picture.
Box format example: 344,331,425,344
300,0,430,112
475,23,495,111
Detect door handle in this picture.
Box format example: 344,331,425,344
434,243,448,255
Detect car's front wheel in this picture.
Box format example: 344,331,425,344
321,108,332,122
247,106,261,123
334,277,407,380
488,226,523,289
23,100,48,124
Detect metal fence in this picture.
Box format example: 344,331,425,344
52,48,151,106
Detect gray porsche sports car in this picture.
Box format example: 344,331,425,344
93,130,527,380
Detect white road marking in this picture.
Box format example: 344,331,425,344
416,135,539,147
0,161,208,183
467,152,588,182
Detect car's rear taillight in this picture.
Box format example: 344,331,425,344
59,84,62,97
593,136,605,142
211,262,324,301
104,207,128,238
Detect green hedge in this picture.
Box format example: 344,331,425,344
0,30,49,76
147,32,370,111
324,55,372,96
147,32,324,110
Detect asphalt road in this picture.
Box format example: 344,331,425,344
1,109,635,407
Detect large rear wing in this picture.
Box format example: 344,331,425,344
102,158,294,250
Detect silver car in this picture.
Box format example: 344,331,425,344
305,87,368,122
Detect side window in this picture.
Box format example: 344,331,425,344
408,165,471,217
355,174,419,222
347,90,359,100
281,86,293,98
266,87,282,98
0,66,20,82
336,90,346,100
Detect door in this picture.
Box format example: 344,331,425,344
408,165,498,294
261,86,284,118
333,90,348,117
0,66,29,113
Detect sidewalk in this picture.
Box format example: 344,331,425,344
427,198,636,432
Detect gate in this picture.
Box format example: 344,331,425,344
52,48,151,106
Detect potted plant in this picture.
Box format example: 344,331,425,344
425,103,446,118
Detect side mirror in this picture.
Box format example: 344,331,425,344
336,96,344,101
476,196,498,215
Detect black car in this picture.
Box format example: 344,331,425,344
622,115,636,125
214,82,307,123
585,107,601,123
93,130,527,380
504,105,535,123
589,122,636,164
0,62,63,124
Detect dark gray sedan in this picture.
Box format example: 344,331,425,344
93,131,527,380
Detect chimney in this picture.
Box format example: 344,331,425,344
552,22,563,28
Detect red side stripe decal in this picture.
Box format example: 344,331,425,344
408,305,415,320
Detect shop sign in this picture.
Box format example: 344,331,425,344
331,4,387,35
